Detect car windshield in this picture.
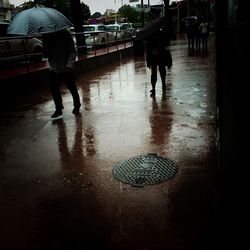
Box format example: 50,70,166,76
83,26,95,32
107,26,118,32
121,24,130,29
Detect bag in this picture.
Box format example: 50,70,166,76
165,48,172,69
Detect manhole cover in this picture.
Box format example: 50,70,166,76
112,154,178,187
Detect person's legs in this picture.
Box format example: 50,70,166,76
49,71,63,118
150,64,157,96
63,72,81,113
159,65,166,91
204,34,208,51
191,36,195,50
201,34,207,52
188,35,191,49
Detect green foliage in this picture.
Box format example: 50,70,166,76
41,0,71,20
118,4,140,23
80,2,91,20
92,12,102,19
21,2,35,10
20,1,91,23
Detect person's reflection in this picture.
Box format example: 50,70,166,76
40,116,101,250
149,93,173,148
80,81,97,157
53,115,84,171
133,57,147,74
53,112,96,178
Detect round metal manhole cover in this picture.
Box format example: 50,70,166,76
112,154,178,187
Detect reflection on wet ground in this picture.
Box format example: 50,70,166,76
0,34,217,250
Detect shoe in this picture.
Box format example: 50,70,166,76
50,110,63,119
150,89,155,97
72,107,80,114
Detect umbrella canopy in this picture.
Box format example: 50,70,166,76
7,6,73,36
136,16,166,40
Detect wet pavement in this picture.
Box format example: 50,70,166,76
0,34,217,250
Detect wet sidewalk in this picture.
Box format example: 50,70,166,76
0,34,217,250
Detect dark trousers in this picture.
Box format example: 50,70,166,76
200,33,208,51
188,35,195,50
49,71,81,111
151,64,166,89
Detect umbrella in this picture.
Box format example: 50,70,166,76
136,16,166,40
181,16,198,23
7,6,72,36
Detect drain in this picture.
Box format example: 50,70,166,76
112,154,178,187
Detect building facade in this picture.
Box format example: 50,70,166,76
0,0,13,22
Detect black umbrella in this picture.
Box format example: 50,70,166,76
136,16,166,40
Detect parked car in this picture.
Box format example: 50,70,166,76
83,24,115,48
106,23,132,40
120,23,137,37
0,22,43,64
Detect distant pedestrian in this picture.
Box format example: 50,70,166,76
142,7,172,96
194,19,201,50
186,18,195,50
42,29,81,119
199,18,209,51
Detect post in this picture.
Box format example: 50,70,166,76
163,0,172,39
70,0,86,55
177,4,180,32
141,0,144,27
22,38,30,73
133,0,145,57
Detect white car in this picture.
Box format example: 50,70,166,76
106,23,132,40
0,22,43,64
120,23,137,37
83,24,115,48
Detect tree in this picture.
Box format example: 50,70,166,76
37,1,91,24
118,4,141,23
80,2,91,21
21,1,35,9
92,12,102,19
163,0,173,38
69,0,86,54
118,4,139,23
42,0,71,20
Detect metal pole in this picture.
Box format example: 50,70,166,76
141,0,144,27
22,38,30,73
178,5,180,32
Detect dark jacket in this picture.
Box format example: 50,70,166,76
145,27,171,68
42,29,76,73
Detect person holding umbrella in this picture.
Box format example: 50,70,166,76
137,7,172,97
42,29,81,119
7,6,81,119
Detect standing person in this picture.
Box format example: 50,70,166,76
144,8,172,97
42,29,81,119
186,18,195,50
199,17,209,52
